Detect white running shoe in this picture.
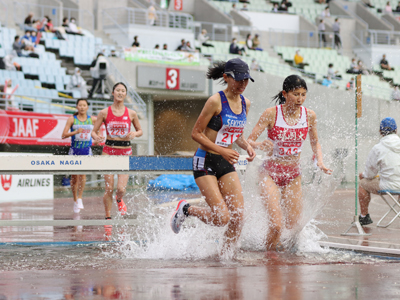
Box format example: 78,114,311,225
170,200,188,234
77,198,84,209
73,201,80,213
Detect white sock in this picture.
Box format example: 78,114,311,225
360,214,366,218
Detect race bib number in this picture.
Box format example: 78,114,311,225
215,125,243,147
73,125,92,141
107,123,129,138
275,141,302,157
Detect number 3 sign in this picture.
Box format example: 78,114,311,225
166,68,180,90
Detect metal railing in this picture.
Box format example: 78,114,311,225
268,28,338,49
0,91,135,115
106,58,147,117
13,1,94,32
353,29,400,46
102,7,194,31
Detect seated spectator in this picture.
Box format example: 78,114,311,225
396,1,400,12
21,31,34,48
132,36,140,47
163,44,168,50
68,18,84,35
44,16,54,32
251,58,264,72
246,34,253,50
327,63,342,79
67,67,88,98
322,76,333,87
185,41,195,52
24,12,37,32
241,3,249,11
278,0,288,11
347,58,360,74
385,1,393,13
294,49,308,68
3,52,21,71
229,38,246,55
197,29,214,47
13,36,29,57
62,17,69,29
176,39,186,51
231,3,237,11
358,60,370,75
321,6,330,18
346,78,355,90
272,3,279,12
154,44,160,49
380,54,394,71
392,86,400,101
358,118,400,225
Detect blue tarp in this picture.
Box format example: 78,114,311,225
147,174,199,191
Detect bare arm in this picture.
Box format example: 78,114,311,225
235,98,256,161
308,109,332,174
247,107,275,153
91,109,106,144
61,116,79,139
126,110,143,140
191,94,240,163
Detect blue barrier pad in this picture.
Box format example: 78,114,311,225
147,174,199,191
378,190,400,195
129,156,192,171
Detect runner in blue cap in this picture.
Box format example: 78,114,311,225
170,58,256,257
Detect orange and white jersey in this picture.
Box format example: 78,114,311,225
267,105,309,157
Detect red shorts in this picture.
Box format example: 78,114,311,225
262,160,301,188
102,145,132,156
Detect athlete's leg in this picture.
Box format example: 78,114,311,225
70,175,78,202
281,176,302,229
77,175,86,199
260,173,282,250
102,152,114,218
116,174,129,201
189,175,230,226
218,172,245,253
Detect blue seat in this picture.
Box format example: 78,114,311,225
56,82,64,91
376,190,400,228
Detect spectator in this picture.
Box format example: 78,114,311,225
3,52,21,71
88,53,109,98
321,6,330,18
21,31,34,48
44,16,54,32
197,29,214,47
278,0,288,11
346,78,355,90
358,60,370,75
163,44,168,50
132,36,140,47
332,18,342,50
385,1,393,13
185,41,195,52
245,34,253,50
110,50,117,57
229,37,246,55
231,3,237,11
24,12,37,32
322,75,333,87
67,67,88,98
380,54,394,71
318,19,327,47
12,36,29,57
294,49,308,68
358,118,400,225
148,5,157,26
252,34,263,51
327,63,342,79
154,44,160,49
272,3,279,12
4,79,18,110
176,39,186,51
62,17,69,29
396,1,400,11
392,86,400,100
241,3,249,11
347,58,360,74
251,58,264,72
68,17,83,35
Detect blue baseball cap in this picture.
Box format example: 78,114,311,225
380,117,397,133
224,58,254,82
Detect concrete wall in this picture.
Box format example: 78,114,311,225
193,0,233,25
354,44,400,69
230,10,252,27
382,14,400,31
356,3,392,30
243,12,300,32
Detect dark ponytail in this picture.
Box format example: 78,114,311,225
207,61,227,85
73,98,89,116
272,74,308,105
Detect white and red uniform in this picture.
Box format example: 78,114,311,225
103,106,132,155
263,105,309,187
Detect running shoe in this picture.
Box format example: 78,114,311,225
359,214,373,226
73,201,80,213
77,198,84,210
170,200,189,234
117,199,127,216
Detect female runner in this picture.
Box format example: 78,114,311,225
62,98,97,213
91,82,143,220
247,75,331,251
171,58,256,255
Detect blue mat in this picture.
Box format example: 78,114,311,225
147,174,199,191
